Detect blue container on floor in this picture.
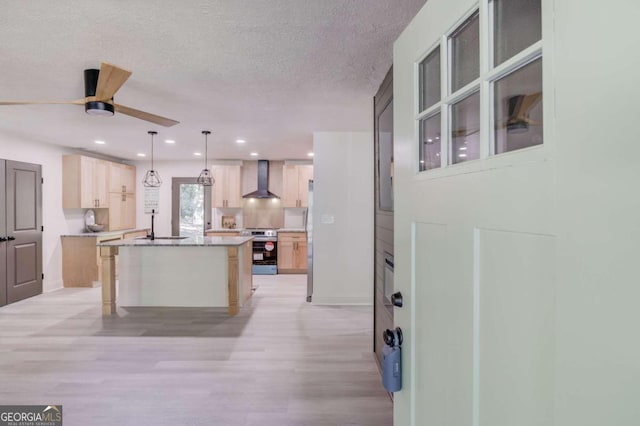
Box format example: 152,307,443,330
382,329,402,392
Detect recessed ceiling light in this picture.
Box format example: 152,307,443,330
427,138,433,143
194,152,202,156
137,153,146,157
459,146,467,151
459,153,467,158
236,139,246,144
165,139,175,144
250,152,258,156
94,140,106,145
307,152,314,157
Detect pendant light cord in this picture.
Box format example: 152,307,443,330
202,130,211,169
148,130,157,171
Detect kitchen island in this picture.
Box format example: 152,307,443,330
97,236,253,316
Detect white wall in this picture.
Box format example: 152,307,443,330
0,137,85,291
312,132,374,305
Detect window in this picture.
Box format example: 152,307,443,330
419,47,441,111
419,113,441,171
451,91,480,163
492,0,542,66
494,58,543,154
450,11,480,93
416,0,542,172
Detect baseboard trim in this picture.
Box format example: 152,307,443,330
43,279,64,293
311,296,372,305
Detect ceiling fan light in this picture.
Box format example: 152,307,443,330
197,169,214,186
507,121,529,133
85,101,114,116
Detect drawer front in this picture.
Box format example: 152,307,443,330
278,232,306,242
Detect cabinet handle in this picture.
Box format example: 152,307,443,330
122,185,126,193
7,236,16,241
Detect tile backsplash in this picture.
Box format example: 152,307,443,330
243,198,284,229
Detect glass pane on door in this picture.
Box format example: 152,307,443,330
179,183,204,237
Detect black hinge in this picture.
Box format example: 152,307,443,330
41,273,44,279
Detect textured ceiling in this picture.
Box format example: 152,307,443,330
0,0,426,161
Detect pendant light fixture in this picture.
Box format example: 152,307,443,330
142,130,162,187
197,130,214,186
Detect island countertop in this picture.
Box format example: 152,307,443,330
61,228,150,238
97,236,254,247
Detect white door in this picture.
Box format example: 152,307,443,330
393,0,556,425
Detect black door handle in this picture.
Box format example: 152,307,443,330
391,292,403,308
383,327,403,347
7,236,16,241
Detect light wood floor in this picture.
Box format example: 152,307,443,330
0,274,392,426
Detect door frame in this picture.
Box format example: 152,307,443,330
171,178,212,237
0,160,6,306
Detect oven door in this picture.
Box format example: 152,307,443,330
252,240,278,274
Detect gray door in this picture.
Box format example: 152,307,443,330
373,67,394,369
171,178,212,237
0,160,6,306
6,160,42,304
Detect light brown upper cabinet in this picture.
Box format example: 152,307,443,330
108,192,136,231
63,155,137,231
108,162,136,231
108,162,136,194
62,155,109,209
212,165,242,208
282,164,313,207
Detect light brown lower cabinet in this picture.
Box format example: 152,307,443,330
61,229,148,287
277,232,307,273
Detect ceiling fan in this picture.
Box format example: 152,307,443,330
505,92,542,133
452,127,480,138
0,62,179,127
452,92,543,137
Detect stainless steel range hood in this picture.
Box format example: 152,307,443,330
242,160,280,199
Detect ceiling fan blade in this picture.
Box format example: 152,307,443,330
0,99,85,105
95,62,132,101
515,92,542,120
114,103,179,127
452,128,480,137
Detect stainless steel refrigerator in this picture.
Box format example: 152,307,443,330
306,180,314,302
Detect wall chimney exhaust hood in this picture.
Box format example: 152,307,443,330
242,160,280,199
